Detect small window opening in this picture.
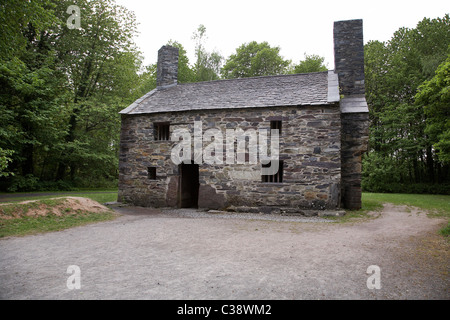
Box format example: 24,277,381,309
261,160,283,183
147,167,157,180
154,123,170,141
270,120,282,135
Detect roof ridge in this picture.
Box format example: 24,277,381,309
177,70,330,87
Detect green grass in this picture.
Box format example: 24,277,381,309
0,211,117,238
328,193,449,233
2,190,449,238
0,198,65,218
325,194,385,223
362,193,450,218
440,222,450,237
347,193,450,237
0,190,118,204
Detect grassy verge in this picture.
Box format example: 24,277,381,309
0,190,118,204
362,193,449,216
325,194,385,223
0,195,119,238
334,193,450,236
0,211,117,238
363,193,450,237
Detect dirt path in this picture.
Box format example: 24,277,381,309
0,204,448,299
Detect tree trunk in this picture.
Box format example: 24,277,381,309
21,143,34,176
426,146,434,183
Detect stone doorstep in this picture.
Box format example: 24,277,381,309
222,206,346,217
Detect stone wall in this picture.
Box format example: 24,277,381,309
118,105,342,211
340,112,369,210
334,19,370,210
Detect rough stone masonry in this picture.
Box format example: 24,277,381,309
117,19,369,214
334,19,370,210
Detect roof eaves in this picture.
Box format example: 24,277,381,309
119,88,158,114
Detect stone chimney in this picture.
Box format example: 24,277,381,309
333,19,369,210
334,19,365,97
156,45,179,89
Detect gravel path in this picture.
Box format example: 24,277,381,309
0,204,448,300
162,208,335,223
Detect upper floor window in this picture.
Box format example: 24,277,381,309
154,122,170,141
270,120,282,135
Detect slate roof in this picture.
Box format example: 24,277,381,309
120,70,340,115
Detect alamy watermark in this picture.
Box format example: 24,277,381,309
366,265,381,290
67,265,81,290
65,264,381,293
170,121,280,175
66,5,81,30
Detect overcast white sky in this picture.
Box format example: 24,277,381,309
115,0,449,70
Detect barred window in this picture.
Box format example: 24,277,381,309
154,123,170,141
261,160,283,183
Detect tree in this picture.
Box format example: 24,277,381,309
416,53,450,164
167,40,196,84
292,53,328,74
221,41,291,79
192,25,223,82
0,30,68,181
363,14,450,191
0,148,13,178
0,0,57,60
0,0,62,184
0,0,145,190
49,0,142,182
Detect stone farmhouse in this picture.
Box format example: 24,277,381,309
118,19,369,213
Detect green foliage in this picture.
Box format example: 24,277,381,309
7,174,40,192
363,14,450,191
0,52,68,179
0,148,13,177
415,53,450,163
192,25,223,82
440,222,450,237
0,0,144,191
362,152,403,192
167,40,196,84
292,53,328,74
0,0,58,60
221,41,291,79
